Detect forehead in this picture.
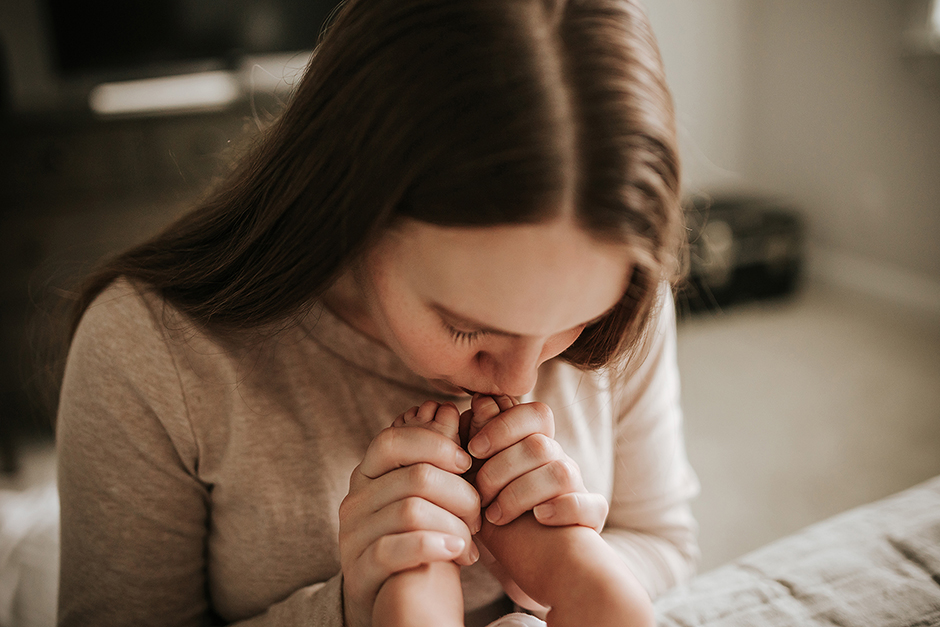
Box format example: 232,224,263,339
379,218,633,336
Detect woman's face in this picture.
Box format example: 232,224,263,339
342,217,634,397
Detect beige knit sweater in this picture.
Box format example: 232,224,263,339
56,279,699,626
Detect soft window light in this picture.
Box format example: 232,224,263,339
89,71,241,116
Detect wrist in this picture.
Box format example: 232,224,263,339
342,580,370,627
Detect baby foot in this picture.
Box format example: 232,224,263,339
392,400,461,445
468,394,516,441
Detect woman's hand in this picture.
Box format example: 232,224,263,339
467,395,609,533
338,425,482,627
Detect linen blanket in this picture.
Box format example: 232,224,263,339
655,475,940,626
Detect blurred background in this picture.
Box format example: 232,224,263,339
0,0,939,624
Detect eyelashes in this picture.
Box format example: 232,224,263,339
443,321,485,345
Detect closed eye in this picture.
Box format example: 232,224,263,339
442,320,487,345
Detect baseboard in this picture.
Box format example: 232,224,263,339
807,246,940,318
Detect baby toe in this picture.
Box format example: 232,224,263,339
413,400,441,424
433,403,461,441
396,406,421,427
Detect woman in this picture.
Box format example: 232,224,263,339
55,0,699,625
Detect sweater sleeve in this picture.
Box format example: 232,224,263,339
56,284,346,627
599,290,700,599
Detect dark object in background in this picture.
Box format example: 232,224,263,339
0,39,9,115
45,0,338,78
681,195,805,314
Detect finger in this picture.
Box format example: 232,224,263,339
347,496,478,566
344,462,482,533
358,426,472,479
533,492,610,532
474,433,566,506
354,531,470,606
484,458,584,526
467,402,554,460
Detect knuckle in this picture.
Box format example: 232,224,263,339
528,402,554,430
399,497,427,529
371,535,396,570
370,427,398,457
415,533,437,556
408,463,436,492
497,487,523,516
433,434,455,460
473,466,497,499
524,433,558,461
548,459,577,488
465,485,482,511
486,414,511,442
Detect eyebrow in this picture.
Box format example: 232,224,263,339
430,303,613,338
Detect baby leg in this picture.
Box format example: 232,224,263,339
373,401,465,627
373,561,463,627
479,515,654,627
469,396,653,627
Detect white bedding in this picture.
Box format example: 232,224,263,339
0,482,58,627
654,475,940,626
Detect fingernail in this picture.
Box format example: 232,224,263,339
534,503,555,521
469,542,480,564
443,536,466,553
469,434,490,458
473,516,482,534
485,502,502,525
456,449,473,471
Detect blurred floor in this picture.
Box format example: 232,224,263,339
678,279,940,572
3,278,940,577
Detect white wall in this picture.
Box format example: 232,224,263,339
644,0,940,310
643,0,753,194
746,1,940,288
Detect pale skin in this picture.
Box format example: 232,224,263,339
372,396,655,627
330,216,644,627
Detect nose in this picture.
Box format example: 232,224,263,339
477,338,548,397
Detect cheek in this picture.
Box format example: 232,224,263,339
387,315,472,375
543,326,586,360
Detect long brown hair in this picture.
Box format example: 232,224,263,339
68,0,684,371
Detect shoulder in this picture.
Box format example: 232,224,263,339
73,278,229,371
73,279,176,347
64,277,197,403
69,278,173,369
